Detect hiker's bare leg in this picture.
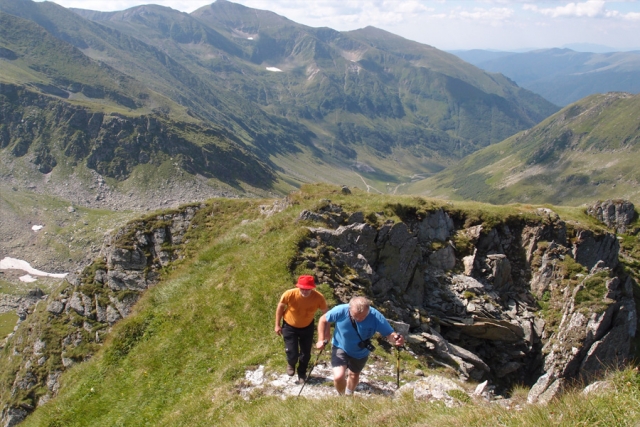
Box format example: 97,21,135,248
346,371,360,393
333,365,347,394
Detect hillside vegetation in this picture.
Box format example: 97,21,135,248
2,184,639,426
409,92,640,205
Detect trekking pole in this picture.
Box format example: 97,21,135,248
396,344,401,389
388,321,409,390
297,344,326,397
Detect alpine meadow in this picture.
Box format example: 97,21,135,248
1,1,640,426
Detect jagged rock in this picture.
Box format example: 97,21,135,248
341,185,351,195
109,294,138,318
449,317,524,342
64,273,81,287
106,305,121,324
33,339,45,356
528,372,554,403
462,254,475,276
347,211,364,224
46,372,61,393
82,294,93,319
572,230,619,271
418,209,454,242
107,247,147,270
106,270,146,291
587,200,636,234
153,228,172,266
309,223,378,264
422,329,489,379
95,296,106,322
376,222,421,297
298,210,326,223
429,245,456,271
94,269,106,284
486,254,512,290
2,407,28,427
578,299,636,382
67,292,84,315
259,198,291,217
530,241,565,298
473,380,489,396
46,301,64,315
538,378,564,404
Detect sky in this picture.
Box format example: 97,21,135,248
35,0,640,51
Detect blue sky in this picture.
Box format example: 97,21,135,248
36,0,640,51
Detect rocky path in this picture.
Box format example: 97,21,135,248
240,360,400,400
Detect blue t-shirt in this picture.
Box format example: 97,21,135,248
325,304,394,359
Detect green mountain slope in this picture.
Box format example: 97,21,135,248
0,11,173,112
407,92,640,205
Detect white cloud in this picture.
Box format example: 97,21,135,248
622,11,640,21
523,0,639,20
455,7,514,22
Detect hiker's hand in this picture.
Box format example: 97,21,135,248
392,334,404,347
275,325,282,336
316,339,328,349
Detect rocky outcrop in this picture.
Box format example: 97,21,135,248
291,201,637,402
0,204,204,424
587,200,636,234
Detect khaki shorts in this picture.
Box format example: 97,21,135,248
331,346,368,373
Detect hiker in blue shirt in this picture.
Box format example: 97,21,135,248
316,296,405,395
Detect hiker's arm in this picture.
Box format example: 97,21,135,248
274,302,286,335
316,314,330,349
386,332,404,347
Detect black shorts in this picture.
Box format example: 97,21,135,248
331,346,368,374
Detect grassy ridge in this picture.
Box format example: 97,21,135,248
9,184,638,426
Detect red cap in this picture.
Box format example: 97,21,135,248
296,275,316,289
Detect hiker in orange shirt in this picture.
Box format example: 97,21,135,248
275,275,328,382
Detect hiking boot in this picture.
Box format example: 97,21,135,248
286,365,295,376
298,374,307,383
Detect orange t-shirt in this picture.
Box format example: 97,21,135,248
280,288,328,328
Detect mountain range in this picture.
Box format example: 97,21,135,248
1,0,558,208
452,48,640,106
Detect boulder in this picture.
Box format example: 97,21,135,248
46,301,64,315
417,209,454,242
107,247,147,270
587,200,636,234
429,245,456,271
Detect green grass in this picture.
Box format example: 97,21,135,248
0,312,17,339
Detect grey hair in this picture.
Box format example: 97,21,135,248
349,296,371,313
